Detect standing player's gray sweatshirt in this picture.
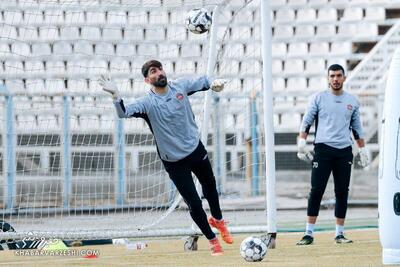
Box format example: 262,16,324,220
113,76,210,162
300,90,364,149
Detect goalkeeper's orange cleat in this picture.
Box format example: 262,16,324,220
208,217,234,244
209,237,224,256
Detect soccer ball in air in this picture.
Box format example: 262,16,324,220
185,8,212,34
240,236,268,262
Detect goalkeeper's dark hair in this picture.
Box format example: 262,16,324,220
142,60,163,77
327,64,345,75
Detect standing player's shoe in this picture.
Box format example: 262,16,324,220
208,217,234,244
334,235,353,244
209,237,224,256
296,235,314,245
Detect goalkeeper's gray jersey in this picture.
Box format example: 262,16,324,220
113,76,210,162
300,90,364,149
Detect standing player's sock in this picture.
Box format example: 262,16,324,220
335,224,344,237
305,223,315,237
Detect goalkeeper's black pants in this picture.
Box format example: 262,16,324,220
307,144,353,219
162,141,222,240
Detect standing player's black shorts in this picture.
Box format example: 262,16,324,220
307,143,353,219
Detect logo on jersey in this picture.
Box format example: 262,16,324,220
176,93,184,100
347,104,353,110
312,162,318,168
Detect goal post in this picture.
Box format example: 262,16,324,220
0,0,277,241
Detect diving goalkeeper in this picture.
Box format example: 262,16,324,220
98,60,232,256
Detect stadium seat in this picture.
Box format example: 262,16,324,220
241,60,261,75
125,28,144,41
65,11,85,24
86,11,106,24
137,44,157,57
53,41,73,55
110,59,130,74
74,40,93,55
317,8,337,22
107,11,127,25
24,10,44,24
18,27,38,41
60,26,80,40
11,42,31,57
270,0,286,7
149,10,169,24
25,61,45,75
275,9,295,23
0,43,10,55
272,59,283,74
175,60,195,75
287,42,308,57
116,43,136,57
327,58,347,70
163,0,183,7
316,24,336,37
280,113,301,129
145,27,166,41
305,58,325,75
287,77,307,91
295,25,315,38
100,114,115,129
37,114,58,130
158,43,179,58
46,61,65,75
309,42,329,56
223,43,245,58
102,27,123,41
218,60,239,75
68,79,87,93
272,77,285,92
16,114,37,131
3,10,23,24
115,78,131,94
284,59,304,74
26,78,46,94
87,59,107,74
338,24,358,37
128,11,148,24
231,26,252,41
243,78,262,92
181,44,201,58
365,7,385,21
272,42,287,57
331,42,352,55
287,0,307,5
69,115,79,131
79,114,100,130
44,10,65,24
296,8,317,23
4,60,24,74
274,25,294,39
81,26,102,40
233,10,253,23
46,79,65,93
31,43,51,56
342,7,363,22
1,25,18,40
67,60,88,75
5,79,25,92
308,76,327,91
245,43,261,58
357,23,378,37
95,42,115,56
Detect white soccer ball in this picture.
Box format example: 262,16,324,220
185,8,212,34
240,236,268,262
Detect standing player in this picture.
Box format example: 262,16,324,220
98,60,233,256
296,64,370,245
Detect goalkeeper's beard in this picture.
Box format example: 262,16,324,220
153,76,168,87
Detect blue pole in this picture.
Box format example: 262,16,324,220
116,117,125,206
213,95,222,193
4,88,15,210
251,96,259,196
62,95,71,209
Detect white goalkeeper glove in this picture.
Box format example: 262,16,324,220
210,79,227,92
357,147,370,168
98,74,119,100
297,138,314,163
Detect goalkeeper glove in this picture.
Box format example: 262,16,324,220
357,147,370,168
98,74,119,100
297,138,314,163
210,79,227,92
